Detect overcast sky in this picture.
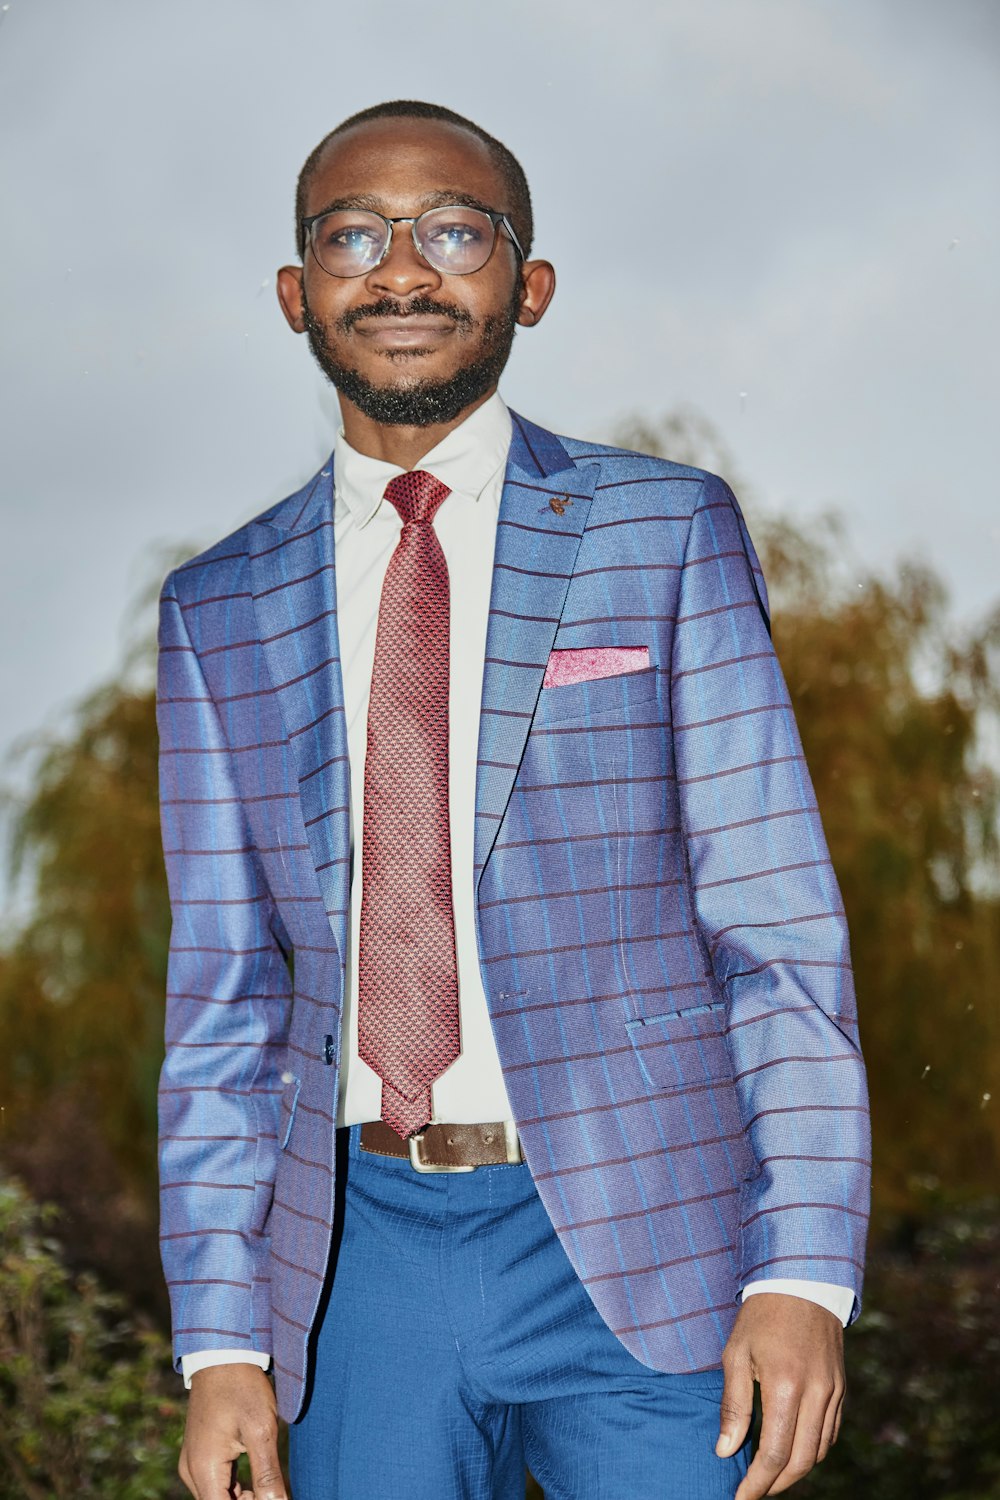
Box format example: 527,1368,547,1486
1,0,998,840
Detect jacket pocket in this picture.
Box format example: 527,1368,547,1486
625,1002,733,1093
278,1074,301,1149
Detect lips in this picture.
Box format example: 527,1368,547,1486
359,315,454,328
353,315,458,350
355,315,456,334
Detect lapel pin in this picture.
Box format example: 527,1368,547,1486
548,495,572,516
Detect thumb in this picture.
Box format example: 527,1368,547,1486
246,1435,289,1500
716,1354,754,1457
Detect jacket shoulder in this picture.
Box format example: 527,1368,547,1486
164,462,331,603
556,431,721,489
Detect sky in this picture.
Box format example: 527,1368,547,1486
1,0,998,853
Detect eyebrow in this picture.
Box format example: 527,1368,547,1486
306,189,502,220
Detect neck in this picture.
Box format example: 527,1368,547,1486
337,388,495,469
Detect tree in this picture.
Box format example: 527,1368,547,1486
0,657,171,1315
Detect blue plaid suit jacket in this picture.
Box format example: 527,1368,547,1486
157,412,870,1421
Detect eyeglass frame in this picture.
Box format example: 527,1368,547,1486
299,203,526,278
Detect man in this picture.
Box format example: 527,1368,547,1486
157,101,870,1500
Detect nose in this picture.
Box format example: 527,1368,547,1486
365,222,442,298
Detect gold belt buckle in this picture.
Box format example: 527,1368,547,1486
407,1133,476,1174
407,1120,524,1173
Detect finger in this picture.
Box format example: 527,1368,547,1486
762,1390,831,1494
177,1448,197,1499
246,1435,289,1500
716,1353,755,1458
188,1456,239,1500
179,1442,225,1500
816,1379,845,1464
832,1384,846,1444
735,1381,799,1500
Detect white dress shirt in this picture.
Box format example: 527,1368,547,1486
334,391,515,1126
181,393,853,1385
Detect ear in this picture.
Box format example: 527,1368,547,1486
276,264,306,333
515,259,556,328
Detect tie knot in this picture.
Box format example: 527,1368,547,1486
383,470,451,527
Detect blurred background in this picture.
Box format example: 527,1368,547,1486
1,1,997,1495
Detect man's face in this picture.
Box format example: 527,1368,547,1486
277,118,551,428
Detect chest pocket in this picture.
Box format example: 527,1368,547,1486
533,665,660,726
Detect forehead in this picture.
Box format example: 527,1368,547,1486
304,117,507,216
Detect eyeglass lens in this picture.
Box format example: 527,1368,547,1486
308,206,500,278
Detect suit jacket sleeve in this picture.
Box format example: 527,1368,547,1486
669,474,870,1318
156,571,293,1369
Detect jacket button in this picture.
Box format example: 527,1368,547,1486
323,1034,335,1066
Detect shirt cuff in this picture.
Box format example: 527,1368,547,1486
741,1279,855,1327
180,1349,272,1389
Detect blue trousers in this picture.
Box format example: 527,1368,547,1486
289,1126,750,1499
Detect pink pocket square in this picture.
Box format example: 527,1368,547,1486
543,646,651,689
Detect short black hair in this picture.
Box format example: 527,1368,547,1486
294,100,534,262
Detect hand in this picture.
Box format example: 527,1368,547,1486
716,1293,845,1498
179,1364,289,1500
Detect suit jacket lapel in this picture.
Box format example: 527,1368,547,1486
474,411,599,879
244,415,597,942
248,462,351,953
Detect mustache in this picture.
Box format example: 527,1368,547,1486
337,296,474,332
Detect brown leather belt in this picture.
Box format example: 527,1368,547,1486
360,1119,524,1173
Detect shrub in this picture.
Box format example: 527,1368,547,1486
0,1174,185,1499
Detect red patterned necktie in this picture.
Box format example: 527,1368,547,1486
357,470,461,1139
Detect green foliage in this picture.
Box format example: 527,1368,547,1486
3,677,170,1174
0,677,170,1316
0,1173,185,1498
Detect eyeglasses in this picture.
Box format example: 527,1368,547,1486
301,203,525,279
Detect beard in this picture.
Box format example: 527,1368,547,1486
301,282,522,427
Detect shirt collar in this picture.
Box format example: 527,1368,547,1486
333,390,513,529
